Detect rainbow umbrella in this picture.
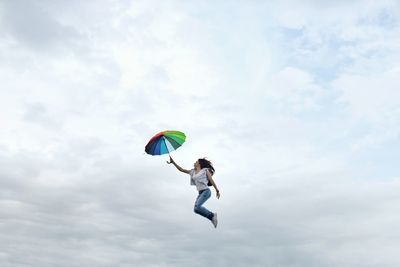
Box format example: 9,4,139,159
145,130,186,156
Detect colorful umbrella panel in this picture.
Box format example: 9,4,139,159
145,130,186,155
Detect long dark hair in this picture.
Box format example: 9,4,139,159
198,158,215,175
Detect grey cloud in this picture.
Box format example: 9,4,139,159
2,144,400,266
0,153,176,266
23,102,62,129
0,152,42,195
0,1,81,51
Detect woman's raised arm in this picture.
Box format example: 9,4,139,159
167,156,190,174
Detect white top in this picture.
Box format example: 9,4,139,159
189,168,209,191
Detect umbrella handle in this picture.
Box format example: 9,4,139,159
166,153,173,164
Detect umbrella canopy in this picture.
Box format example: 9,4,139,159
145,130,186,155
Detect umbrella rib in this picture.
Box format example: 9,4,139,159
162,136,170,154
165,133,185,142
147,140,158,154
164,137,176,152
164,135,181,147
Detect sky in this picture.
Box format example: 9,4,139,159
0,0,400,266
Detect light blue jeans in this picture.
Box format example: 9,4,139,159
194,188,213,220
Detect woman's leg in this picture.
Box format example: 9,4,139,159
194,189,213,220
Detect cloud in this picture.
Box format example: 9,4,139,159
0,1,82,52
333,67,400,152
1,0,400,266
264,67,325,112
335,68,400,121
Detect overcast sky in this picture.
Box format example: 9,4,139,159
1,0,400,266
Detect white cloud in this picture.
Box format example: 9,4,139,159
334,67,400,151
335,68,400,121
264,67,324,112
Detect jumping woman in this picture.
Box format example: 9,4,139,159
167,156,220,228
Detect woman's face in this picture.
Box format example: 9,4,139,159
194,160,200,168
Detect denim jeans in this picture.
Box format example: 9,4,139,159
194,188,213,220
